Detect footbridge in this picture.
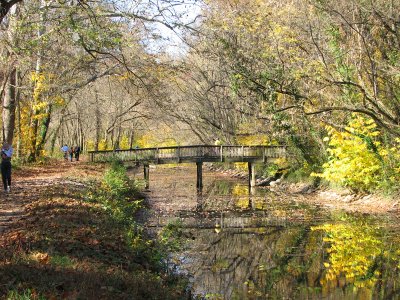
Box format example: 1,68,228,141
88,145,286,189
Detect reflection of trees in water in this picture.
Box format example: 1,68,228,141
312,217,400,299
182,218,400,299
184,226,312,299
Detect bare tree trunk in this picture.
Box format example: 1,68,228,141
15,80,21,158
94,89,101,151
129,127,134,149
2,4,19,146
110,128,114,149
114,124,121,149
104,129,109,149
50,117,62,155
65,119,72,146
77,110,84,150
3,67,16,144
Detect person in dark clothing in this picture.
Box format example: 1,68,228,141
74,146,81,161
69,147,74,162
1,143,13,193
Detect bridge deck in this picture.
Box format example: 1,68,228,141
88,145,286,164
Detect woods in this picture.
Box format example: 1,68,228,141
1,1,400,298
1,0,400,191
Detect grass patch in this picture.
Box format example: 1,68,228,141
50,255,75,268
7,289,46,300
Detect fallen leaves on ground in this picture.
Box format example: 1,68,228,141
0,161,185,299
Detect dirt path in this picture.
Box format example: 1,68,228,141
0,161,102,234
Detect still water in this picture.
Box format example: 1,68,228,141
134,164,400,300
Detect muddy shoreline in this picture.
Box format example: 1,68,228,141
279,183,399,215
207,164,400,216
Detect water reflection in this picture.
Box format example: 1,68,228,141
135,165,400,299
177,216,400,299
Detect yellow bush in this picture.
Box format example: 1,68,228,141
313,114,399,192
119,136,130,149
86,140,95,151
98,139,109,151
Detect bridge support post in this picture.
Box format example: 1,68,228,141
144,164,150,189
196,161,203,190
248,162,256,187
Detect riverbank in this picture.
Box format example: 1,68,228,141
277,182,400,215
0,162,187,299
208,163,400,216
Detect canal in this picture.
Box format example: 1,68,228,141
133,164,400,299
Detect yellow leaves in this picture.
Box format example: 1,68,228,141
30,72,46,83
136,127,178,148
54,95,66,107
236,133,270,145
272,23,284,35
313,221,383,291
235,198,250,209
314,115,391,191
86,140,95,151
221,22,229,31
258,264,267,271
98,139,109,151
274,157,289,168
31,72,53,103
32,101,48,111
29,251,50,265
119,136,130,150
232,184,249,196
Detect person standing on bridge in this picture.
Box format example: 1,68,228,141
213,138,222,156
1,142,13,193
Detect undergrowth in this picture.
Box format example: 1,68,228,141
0,160,188,299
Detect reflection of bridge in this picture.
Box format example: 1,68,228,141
146,210,321,229
88,145,286,189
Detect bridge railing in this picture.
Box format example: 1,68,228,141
88,145,286,163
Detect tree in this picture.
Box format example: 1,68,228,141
0,0,201,160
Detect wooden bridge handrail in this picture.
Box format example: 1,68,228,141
88,145,287,163
87,144,286,153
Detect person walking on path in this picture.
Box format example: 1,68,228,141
69,147,74,162
61,144,69,161
1,143,13,193
74,146,81,161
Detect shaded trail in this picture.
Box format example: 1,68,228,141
0,161,98,234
